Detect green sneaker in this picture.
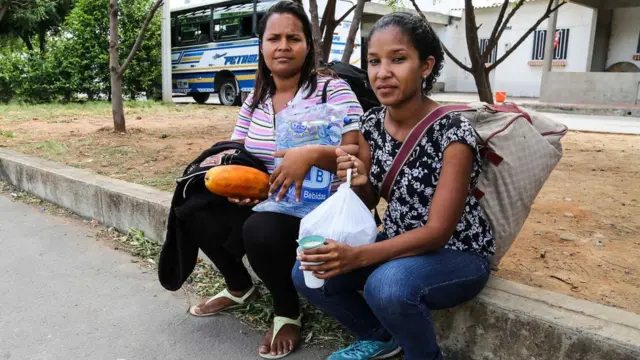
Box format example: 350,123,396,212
327,339,401,360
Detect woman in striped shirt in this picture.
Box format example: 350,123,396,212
188,2,363,359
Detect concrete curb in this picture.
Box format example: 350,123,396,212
0,149,170,242
1,149,639,360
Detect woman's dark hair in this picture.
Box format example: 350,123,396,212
368,12,444,95
251,1,317,111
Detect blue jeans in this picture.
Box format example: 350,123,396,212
292,247,491,360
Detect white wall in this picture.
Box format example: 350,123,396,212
443,1,595,98
606,6,640,70
437,23,460,92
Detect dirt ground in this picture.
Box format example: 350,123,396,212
1,103,639,313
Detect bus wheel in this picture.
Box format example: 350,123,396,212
192,93,210,104
218,79,240,106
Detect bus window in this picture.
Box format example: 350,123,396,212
241,16,253,37
172,7,212,47
197,23,211,43
211,3,255,42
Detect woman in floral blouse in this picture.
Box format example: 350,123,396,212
293,12,495,360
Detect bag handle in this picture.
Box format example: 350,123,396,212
380,104,473,201
321,79,333,104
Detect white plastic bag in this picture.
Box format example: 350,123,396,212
299,170,378,247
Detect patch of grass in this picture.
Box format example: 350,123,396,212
0,100,178,122
106,227,354,348
137,166,183,191
1,130,16,138
35,140,68,157
95,146,138,167
75,137,95,146
101,146,131,157
46,119,73,124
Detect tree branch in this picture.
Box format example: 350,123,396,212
320,0,335,34
488,0,566,71
463,0,482,70
109,0,120,74
19,31,34,51
409,0,472,73
308,0,323,62
341,0,366,62
335,4,356,25
119,0,163,75
482,0,510,63
490,0,526,55
444,44,472,73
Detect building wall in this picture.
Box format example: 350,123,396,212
443,1,595,98
606,6,640,70
540,72,640,105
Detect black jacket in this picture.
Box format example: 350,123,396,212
158,141,267,291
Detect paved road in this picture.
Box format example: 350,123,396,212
173,95,640,135
0,195,329,360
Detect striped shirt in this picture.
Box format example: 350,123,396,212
231,77,363,174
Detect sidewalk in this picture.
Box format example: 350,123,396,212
540,112,640,135
0,195,329,360
431,92,640,118
2,149,639,360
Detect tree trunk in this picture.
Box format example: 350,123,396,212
109,0,126,133
463,0,482,72
473,68,494,104
319,0,335,35
341,0,365,63
20,32,34,52
111,72,126,132
38,27,46,53
320,0,337,62
308,0,323,63
321,21,337,63
0,5,8,24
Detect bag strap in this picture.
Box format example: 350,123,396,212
380,104,473,201
321,79,333,104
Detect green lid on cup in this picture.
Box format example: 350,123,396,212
298,236,325,250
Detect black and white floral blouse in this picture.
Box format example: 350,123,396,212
361,107,495,258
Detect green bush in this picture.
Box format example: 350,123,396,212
0,0,162,104
14,52,60,103
0,52,22,103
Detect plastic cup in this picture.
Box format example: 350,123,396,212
297,238,326,289
298,235,326,250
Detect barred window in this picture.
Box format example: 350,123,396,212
480,38,498,64
531,28,570,60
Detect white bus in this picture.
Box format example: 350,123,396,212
170,0,362,105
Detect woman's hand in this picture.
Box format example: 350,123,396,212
269,147,315,202
298,240,364,279
336,148,367,186
228,198,260,206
